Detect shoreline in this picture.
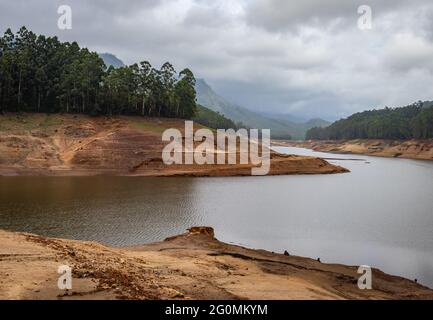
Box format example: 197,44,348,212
0,113,348,177
1,227,432,300
0,154,348,177
273,139,433,161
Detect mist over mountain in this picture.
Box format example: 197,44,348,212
256,112,311,124
195,79,329,140
94,55,329,139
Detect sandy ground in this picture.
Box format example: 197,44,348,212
0,227,432,300
0,113,347,176
275,139,433,161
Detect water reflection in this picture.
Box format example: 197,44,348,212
1,147,433,287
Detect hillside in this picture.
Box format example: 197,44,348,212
193,105,238,129
278,139,433,161
0,113,347,176
195,79,329,139
94,55,329,140
307,101,433,140
1,227,432,300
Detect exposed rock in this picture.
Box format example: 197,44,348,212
187,226,215,238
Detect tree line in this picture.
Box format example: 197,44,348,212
306,101,433,140
193,105,241,130
0,27,197,118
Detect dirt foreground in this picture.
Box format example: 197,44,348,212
275,139,433,161
0,227,432,300
0,113,347,176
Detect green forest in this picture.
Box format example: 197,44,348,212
193,105,240,130
306,101,433,140
0,27,197,118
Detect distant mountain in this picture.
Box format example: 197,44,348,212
195,79,329,139
305,118,331,128
421,101,433,109
99,53,125,68
258,111,311,124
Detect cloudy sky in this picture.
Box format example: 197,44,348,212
1,0,433,121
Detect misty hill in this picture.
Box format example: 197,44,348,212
259,111,321,124
421,101,433,109
193,105,238,130
305,118,331,128
195,79,328,139
306,101,433,140
99,53,125,68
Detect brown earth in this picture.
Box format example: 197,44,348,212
0,227,433,299
0,227,432,300
0,113,347,176
274,139,433,161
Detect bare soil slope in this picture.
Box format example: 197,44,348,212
0,113,347,176
1,227,432,300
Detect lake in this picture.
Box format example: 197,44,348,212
1,146,433,288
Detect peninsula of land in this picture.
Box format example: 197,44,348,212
0,113,347,176
1,227,432,300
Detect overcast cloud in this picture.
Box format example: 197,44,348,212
1,0,433,120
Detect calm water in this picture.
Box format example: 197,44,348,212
1,146,433,287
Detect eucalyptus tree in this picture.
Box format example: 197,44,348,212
0,29,15,111
0,27,198,120
137,61,152,116
159,62,176,117
175,68,197,118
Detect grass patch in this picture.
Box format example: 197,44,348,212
39,114,64,128
129,119,167,134
0,113,64,133
0,115,40,132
